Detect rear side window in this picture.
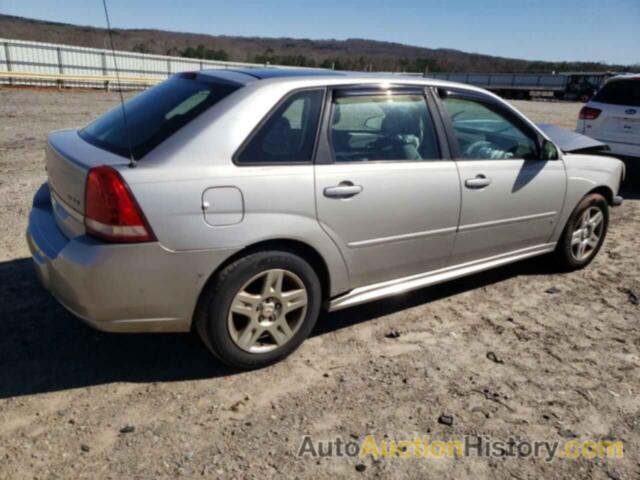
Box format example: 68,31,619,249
80,74,239,159
329,92,440,162
236,89,324,164
593,79,640,107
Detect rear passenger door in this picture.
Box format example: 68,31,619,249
314,86,461,289
436,88,566,265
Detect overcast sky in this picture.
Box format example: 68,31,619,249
1,0,638,65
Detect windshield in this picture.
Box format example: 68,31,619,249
80,74,240,159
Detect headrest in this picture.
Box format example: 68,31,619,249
381,107,420,137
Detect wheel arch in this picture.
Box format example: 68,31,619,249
550,180,616,244
553,187,610,270
192,239,333,330
587,185,614,205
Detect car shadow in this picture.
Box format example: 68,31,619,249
620,174,640,199
620,172,640,199
314,256,557,336
617,155,640,199
0,257,229,399
620,184,640,200
0,252,559,399
1,176,637,399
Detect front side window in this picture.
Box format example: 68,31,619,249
329,92,440,162
442,96,539,160
236,89,324,164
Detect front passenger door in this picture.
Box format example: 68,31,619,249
315,87,461,289
438,90,566,265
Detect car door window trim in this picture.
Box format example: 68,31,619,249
317,86,446,164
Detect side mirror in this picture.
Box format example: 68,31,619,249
541,140,560,160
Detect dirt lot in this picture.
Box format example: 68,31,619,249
0,89,638,479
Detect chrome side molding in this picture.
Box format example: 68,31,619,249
329,243,557,311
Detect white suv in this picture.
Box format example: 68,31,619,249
577,75,640,158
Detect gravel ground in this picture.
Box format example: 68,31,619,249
0,89,638,480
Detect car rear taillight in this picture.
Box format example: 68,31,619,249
84,165,155,243
579,106,602,120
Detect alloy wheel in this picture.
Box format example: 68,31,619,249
570,206,604,261
227,269,308,353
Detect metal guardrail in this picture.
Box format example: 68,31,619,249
0,70,160,89
0,37,314,90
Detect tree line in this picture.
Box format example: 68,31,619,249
152,43,638,74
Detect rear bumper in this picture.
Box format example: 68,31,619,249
27,183,235,333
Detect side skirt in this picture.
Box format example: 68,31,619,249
328,243,556,311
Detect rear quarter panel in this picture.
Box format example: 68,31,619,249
121,162,351,297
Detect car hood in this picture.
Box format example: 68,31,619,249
536,123,609,154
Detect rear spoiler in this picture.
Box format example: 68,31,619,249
536,123,610,154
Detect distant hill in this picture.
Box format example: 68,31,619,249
0,14,636,73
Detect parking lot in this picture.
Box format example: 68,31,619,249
0,88,638,479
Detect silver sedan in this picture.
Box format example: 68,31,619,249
27,69,624,368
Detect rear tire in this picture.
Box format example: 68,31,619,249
195,251,322,369
554,193,609,270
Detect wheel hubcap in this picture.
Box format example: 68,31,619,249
570,206,604,261
227,269,308,353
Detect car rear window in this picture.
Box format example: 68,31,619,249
80,74,240,159
592,79,640,107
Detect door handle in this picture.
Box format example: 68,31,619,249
323,181,363,199
465,174,492,189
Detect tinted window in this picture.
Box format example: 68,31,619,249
593,79,640,107
442,96,538,160
236,89,324,164
80,74,239,159
330,92,440,162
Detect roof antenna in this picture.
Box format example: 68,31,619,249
102,0,136,168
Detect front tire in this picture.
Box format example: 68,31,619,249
195,251,322,369
554,193,609,270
